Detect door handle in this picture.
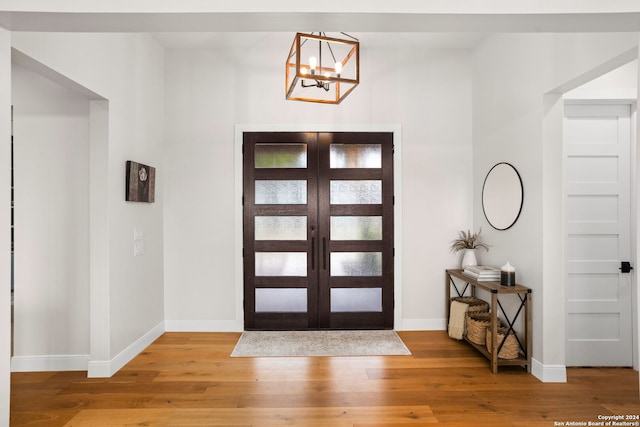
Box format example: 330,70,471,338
323,238,327,270
620,261,633,273
311,237,315,270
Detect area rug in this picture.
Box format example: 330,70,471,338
230,330,411,357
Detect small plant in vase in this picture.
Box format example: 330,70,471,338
450,228,490,268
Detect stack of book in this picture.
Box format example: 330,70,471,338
462,265,500,281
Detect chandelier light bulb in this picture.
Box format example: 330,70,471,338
334,61,342,76
309,56,317,74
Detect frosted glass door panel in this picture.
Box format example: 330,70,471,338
255,180,307,205
255,143,307,168
331,216,382,240
330,180,382,205
255,216,307,240
255,288,307,312
331,252,382,276
255,252,307,276
331,288,382,312
330,144,381,168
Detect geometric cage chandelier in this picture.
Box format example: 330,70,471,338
285,32,359,104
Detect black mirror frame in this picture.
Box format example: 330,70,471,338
481,162,524,231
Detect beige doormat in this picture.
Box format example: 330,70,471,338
230,330,411,357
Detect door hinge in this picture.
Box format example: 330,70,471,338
393,247,395,257
242,248,245,258
242,195,244,206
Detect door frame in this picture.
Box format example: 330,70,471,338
234,124,403,330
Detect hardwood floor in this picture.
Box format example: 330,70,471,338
10,331,640,426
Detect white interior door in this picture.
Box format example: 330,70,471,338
564,103,633,367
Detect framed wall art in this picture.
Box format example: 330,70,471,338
126,160,155,203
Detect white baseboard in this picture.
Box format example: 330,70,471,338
11,354,90,372
88,321,164,378
531,358,567,383
164,320,243,332
168,319,450,332
398,318,446,331
87,360,111,378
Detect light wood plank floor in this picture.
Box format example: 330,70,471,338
10,331,640,426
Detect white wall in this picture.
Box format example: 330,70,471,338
163,34,474,330
472,33,553,379
7,32,166,375
0,26,11,427
11,63,90,370
3,0,640,14
472,32,639,381
566,60,637,99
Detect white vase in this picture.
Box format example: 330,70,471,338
461,249,477,269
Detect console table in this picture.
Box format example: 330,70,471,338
445,269,532,373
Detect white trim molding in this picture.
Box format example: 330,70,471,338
234,124,403,330
531,358,567,383
400,318,447,331
11,354,90,372
165,320,243,332
88,321,164,378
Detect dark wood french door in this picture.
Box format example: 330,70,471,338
243,131,394,330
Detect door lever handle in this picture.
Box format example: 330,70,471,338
311,237,315,270
620,261,633,273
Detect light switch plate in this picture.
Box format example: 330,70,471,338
134,227,144,241
134,240,144,256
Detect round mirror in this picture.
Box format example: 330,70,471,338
482,162,523,230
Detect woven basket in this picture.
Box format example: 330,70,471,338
465,312,492,345
451,297,489,314
486,327,519,359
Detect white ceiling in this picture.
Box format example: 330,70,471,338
1,4,639,50
150,32,486,50
1,5,640,33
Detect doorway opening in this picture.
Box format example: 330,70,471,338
10,51,108,374
562,59,638,367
